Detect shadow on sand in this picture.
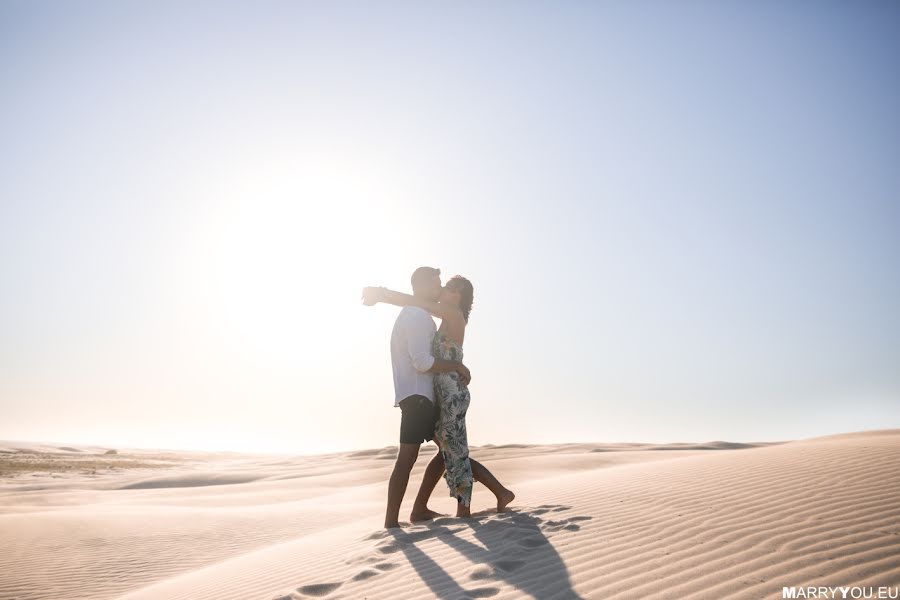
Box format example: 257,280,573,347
376,504,588,599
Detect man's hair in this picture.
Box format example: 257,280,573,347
410,266,441,290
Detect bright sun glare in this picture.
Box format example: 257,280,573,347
180,149,414,371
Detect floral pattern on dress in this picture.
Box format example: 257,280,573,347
432,330,474,507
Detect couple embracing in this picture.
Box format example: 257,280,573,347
362,266,515,529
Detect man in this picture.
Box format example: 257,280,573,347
381,266,471,529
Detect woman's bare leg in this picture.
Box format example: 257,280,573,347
470,458,516,512
430,429,515,516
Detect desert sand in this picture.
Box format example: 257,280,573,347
1,429,898,600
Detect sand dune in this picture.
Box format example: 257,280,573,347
1,430,898,599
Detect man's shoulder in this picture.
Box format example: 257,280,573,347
395,306,435,333
392,306,424,329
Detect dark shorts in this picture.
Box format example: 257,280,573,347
399,394,439,445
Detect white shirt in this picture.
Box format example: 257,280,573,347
390,306,436,406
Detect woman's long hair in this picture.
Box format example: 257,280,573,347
448,275,474,323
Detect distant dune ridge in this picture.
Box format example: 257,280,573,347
1,429,898,600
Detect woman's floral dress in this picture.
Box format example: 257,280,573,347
432,330,475,507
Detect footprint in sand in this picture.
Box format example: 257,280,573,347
492,559,526,572
531,504,570,516
518,535,550,548
352,569,379,581
376,538,415,554
296,581,342,597
542,515,593,532
351,560,400,582
464,587,501,598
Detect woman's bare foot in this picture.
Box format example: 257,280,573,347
409,507,446,523
456,503,472,518
497,489,516,512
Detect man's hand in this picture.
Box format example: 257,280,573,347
361,286,383,306
456,363,471,386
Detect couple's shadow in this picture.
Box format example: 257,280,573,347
376,505,588,599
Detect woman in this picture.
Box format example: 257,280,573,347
365,275,514,517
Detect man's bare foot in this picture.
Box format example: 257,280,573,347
409,507,446,522
497,489,516,512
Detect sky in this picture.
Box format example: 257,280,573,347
1,0,898,456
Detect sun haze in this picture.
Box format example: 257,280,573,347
1,2,898,455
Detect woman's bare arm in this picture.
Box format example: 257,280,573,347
362,286,462,322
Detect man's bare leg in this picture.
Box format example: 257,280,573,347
409,448,446,522
385,443,421,529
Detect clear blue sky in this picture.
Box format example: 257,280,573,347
2,1,898,455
